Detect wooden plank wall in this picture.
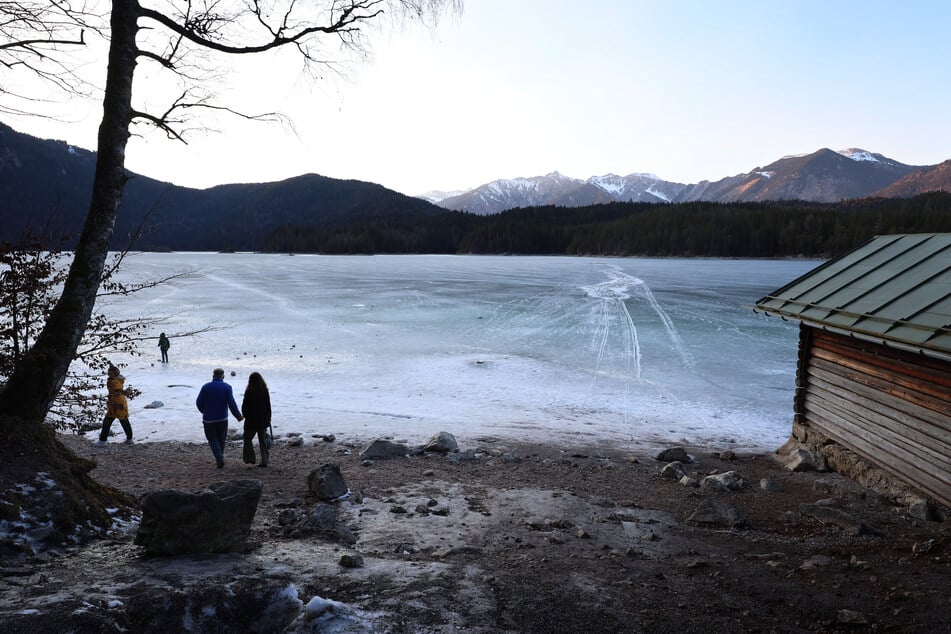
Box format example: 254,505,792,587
800,328,951,507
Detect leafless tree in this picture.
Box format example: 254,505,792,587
0,0,461,548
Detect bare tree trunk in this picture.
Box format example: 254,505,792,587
0,0,138,422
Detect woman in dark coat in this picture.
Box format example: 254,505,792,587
241,371,272,467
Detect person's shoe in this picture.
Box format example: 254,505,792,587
124,438,134,444
216,461,225,468
257,463,268,468
93,439,108,446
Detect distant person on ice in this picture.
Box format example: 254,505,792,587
196,368,243,468
241,371,273,468
158,332,170,363
97,364,133,444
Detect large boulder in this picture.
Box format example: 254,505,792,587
134,479,262,554
307,463,349,501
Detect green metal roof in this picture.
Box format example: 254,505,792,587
755,234,951,359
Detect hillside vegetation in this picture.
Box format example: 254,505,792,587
263,193,951,258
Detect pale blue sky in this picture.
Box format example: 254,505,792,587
4,0,950,195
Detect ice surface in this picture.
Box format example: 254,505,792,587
83,254,817,451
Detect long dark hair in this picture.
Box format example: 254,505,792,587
246,371,268,395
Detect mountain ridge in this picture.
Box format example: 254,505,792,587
0,121,446,250
428,148,940,215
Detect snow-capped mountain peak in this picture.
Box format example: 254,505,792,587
417,189,466,204
838,148,879,162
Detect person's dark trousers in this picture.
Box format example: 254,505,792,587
255,427,270,466
203,419,228,466
242,421,270,466
100,417,132,442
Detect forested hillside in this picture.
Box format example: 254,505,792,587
4,121,950,257
265,192,951,258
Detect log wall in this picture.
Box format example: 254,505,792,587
797,328,951,508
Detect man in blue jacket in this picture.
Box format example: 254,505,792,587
196,368,244,468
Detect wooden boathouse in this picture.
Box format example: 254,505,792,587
755,233,950,508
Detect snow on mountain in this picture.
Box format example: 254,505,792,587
437,171,589,215
838,148,879,162
426,148,929,214
417,189,466,204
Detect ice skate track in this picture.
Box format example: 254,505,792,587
583,266,693,368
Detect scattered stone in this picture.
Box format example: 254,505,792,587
286,436,304,447
390,505,407,514
143,400,164,409
760,478,783,493
414,504,431,515
575,529,591,539
813,479,835,494
322,434,336,443
836,609,869,625
300,504,337,532
719,449,736,461
422,469,436,477
655,447,692,463
800,555,834,570
849,555,871,568
660,461,689,480
449,449,478,463
307,463,349,501
607,510,642,522
814,498,841,508
641,531,660,542
134,479,262,555
799,503,885,537
359,439,409,460
277,509,301,526
701,471,743,492
435,546,484,558
908,498,936,522
679,475,700,488
781,448,827,472
338,554,364,568
423,431,458,454
686,498,748,529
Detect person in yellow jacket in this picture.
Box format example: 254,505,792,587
97,364,133,444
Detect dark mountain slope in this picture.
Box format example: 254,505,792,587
873,159,951,198
0,122,448,250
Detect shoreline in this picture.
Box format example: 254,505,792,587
2,432,947,631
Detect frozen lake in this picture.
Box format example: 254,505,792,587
87,254,819,451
